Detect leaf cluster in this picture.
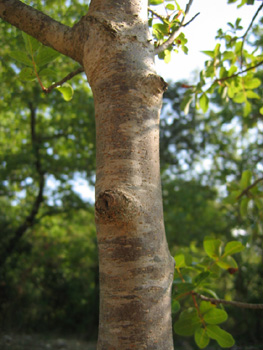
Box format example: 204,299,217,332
173,238,245,348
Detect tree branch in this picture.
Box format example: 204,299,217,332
240,3,263,67
154,0,198,55
195,293,263,310
237,176,263,200
0,0,89,64
44,67,84,93
148,7,167,22
214,60,263,84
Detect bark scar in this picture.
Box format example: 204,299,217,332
95,189,136,222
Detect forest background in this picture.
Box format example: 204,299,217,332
0,0,263,349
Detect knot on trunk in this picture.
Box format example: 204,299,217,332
95,189,137,222
142,74,168,95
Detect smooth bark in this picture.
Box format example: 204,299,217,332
0,0,175,348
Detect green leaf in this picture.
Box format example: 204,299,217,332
174,254,186,268
244,78,261,89
18,67,36,81
57,83,74,101
240,197,249,218
194,271,210,286
227,85,236,99
240,170,252,189
201,50,214,58
216,255,237,270
259,106,263,115
38,68,57,79
244,101,251,117
224,241,245,256
174,310,201,336
233,92,246,103
207,325,235,348
9,51,33,67
199,93,209,113
22,32,41,54
35,46,60,67
203,308,228,325
228,65,237,76
223,51,235,60
175,282,195,294
203,238,221,259
200,301,215,314
149,0,164,5
246,91,260,99
172,300,180,314
164,49,172,64
166,3,175,10
180,94,194,115
195,327,210,349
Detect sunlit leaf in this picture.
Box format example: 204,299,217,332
240,170,252,189
224,241,245,256
216,255,237,270
57,83,74,101
174,254,186,268
166,3,175,10
204,238,221,259
199,93,209,113
201,50,214,58
149,0,164,5
244,78,261,89
180,94,194,115
233,92,246,103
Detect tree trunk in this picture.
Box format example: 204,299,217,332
84,1,175,349
0,0,175,348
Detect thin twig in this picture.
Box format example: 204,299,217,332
240,3,263,67
237,176,263,200
44,67,84,93
155,0,197,54
195,293,263,310
148,7,167,22
184,12,200,27
214,60,263,84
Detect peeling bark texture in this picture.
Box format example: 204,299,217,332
84,0,174,349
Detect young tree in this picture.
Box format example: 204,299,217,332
1,0,262,349
0,0,175,348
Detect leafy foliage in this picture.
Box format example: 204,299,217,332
173,238,243,348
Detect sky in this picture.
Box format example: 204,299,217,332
156,0,258,82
